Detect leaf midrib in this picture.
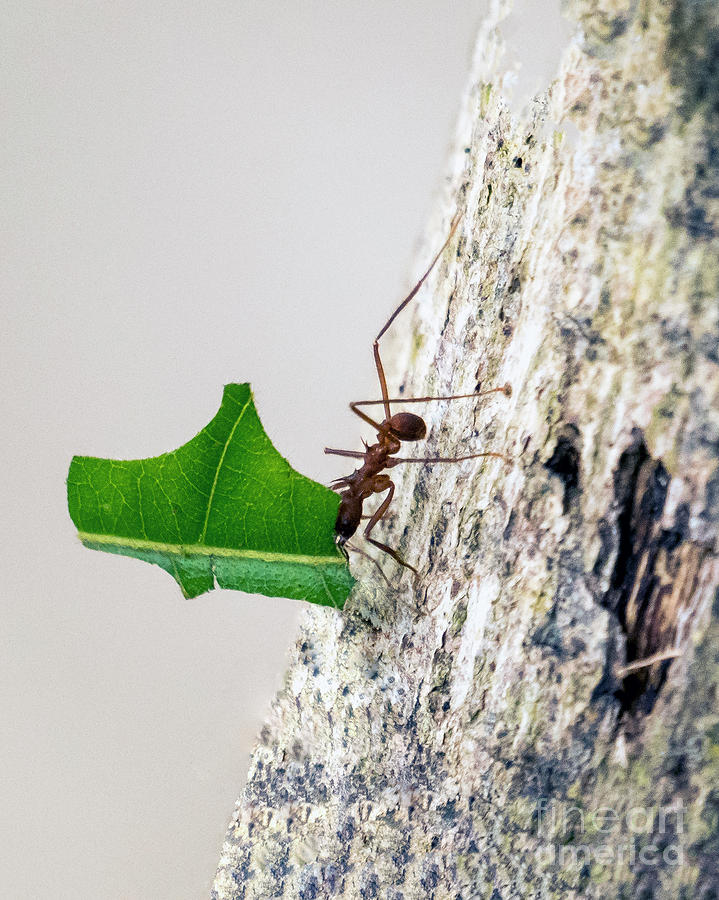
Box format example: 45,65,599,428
77,531,345,567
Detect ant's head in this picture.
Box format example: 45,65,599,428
388,411,426,442
335,494,362,540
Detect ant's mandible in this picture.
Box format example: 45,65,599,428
325,211,511,575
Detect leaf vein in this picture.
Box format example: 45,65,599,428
198,394,252,543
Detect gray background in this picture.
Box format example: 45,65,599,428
2,2,568,897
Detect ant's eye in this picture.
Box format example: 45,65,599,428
389,412,426,441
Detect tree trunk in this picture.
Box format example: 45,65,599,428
213,1,719,897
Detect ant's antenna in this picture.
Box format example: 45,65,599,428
375,210,462,344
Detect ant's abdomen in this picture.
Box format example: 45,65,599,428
389,411,426,441
335,493,362,540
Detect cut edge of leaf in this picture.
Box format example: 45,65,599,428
78,534,353,607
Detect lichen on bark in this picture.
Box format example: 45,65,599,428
213,1,719,897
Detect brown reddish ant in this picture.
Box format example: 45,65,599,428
325,211,511,575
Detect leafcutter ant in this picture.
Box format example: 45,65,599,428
325,211,511,576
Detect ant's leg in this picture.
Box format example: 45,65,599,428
366,536,418,575
363,480,395,537
363,480,418,574
349,383,512,412
344,541,391,586
324,447,365,459
389,451,509,466
338,537,387,584
349,381,511,435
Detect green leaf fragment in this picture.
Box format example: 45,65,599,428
67,383,353,608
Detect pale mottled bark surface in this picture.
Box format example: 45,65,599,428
213,1,719,897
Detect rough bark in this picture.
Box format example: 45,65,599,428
213,1,719,897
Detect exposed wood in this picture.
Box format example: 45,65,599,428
213,1,719,896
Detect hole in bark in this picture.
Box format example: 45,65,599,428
545,424,581,515
595,429,709,715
